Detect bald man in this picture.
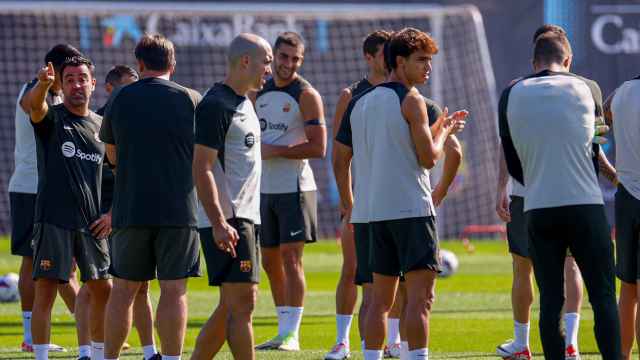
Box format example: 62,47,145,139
191,33,273,360
101,34,202,360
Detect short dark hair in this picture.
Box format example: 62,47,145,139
363,30,392,56
274,31,304,51
59,56,95,78
105,65,139,86
533,32,572,65
532,24,567,43
385,28,438,70
134,34,176,72
44,44,83,71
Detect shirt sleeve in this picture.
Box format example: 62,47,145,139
335,99,355,147
498,86,525,185
31,106,55,138
99,87,123,145
425,98,443,127
195,99,233,150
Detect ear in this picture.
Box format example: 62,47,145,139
563,55,572,70
90,77,96,91
168,61,176,75
105,83,114,95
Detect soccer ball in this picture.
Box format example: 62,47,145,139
438,249,459,278
0,273,20,302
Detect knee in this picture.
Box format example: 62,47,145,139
341,262,357,280
228,288,257,317
370,294,395,315
159,280,187,298
407,290,435,313
87,280,111,299
281,249,302,270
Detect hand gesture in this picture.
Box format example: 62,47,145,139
495,188,511,222
437,107,469,135
90,212,112,239
213,220,240,258
38,62,55,85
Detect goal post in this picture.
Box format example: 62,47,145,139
0,2,500,239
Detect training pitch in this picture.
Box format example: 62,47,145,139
0,237,628,359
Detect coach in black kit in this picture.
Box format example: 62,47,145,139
28,56,112,360
100,34,202,360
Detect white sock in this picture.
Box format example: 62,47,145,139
564,312,580,348
22,311,33,345
387,318,400,345
143,344,158,359
363,349,383,360
335,314,353,345
361,340,366,352
78,345,91,358
287,306,304,338
276,306,289,337
514,321,530,349
409,348,429,359
34,344,49,360
400,341,410,360
91,341,105,360
162,356,181,360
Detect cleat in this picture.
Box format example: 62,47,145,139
48,343,67,352
565,344,580,360
384,342,401,358
276,333,300,351
122,342,131,351
20,342,32,352
496,339,531,360
144,354,162,360
325,342,351,360
21,342,68,353
78,357,91,360
255,335,284,350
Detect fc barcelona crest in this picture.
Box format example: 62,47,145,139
240,260,252,273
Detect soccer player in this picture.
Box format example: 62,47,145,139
100,35,202,360
499,32,621,359
255,31,327,351
191,33,273,360
87,65,159,360
326,29,391,360
495,25,592,360
335,28,466,360
28,56,112,360
605,75,640,360
9,44,86,354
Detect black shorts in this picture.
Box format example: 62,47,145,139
9,192,36,257
32,223,110,282
109,226,201,281
354,223,373,285
507,196,529,258
370,216,440,277
615,184,640,283
260,191,317,247
199,218,260,286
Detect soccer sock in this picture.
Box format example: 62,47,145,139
287,306,304,338
143,344,158,359
276,306,289,337
514,321,530,348
335,314,353,345
361,340,366,352
78,345,91,358
363,349,383,360
387,318,401,345
91,341,105,360
33,344,49,360
409,348,429,359
400,341,410,360
22,311,33,345
564,312,580,347
162,356,181,360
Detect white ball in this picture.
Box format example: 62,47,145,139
0,273,20,302
438,249,459,278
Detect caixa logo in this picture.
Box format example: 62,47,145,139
592,14,640,54
61,142,102,163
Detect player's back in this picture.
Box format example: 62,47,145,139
504,70,603,211
612,75,640,199
103,77,201,227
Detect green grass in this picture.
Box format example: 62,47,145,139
0,237,630,359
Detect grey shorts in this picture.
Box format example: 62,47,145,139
507,196,529,258
32,223,110,282
109,226,201,281
260,191,317,247
370,216,440,277
199,218,260,286
615,184,640,284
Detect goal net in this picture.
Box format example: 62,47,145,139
0,2,500,240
